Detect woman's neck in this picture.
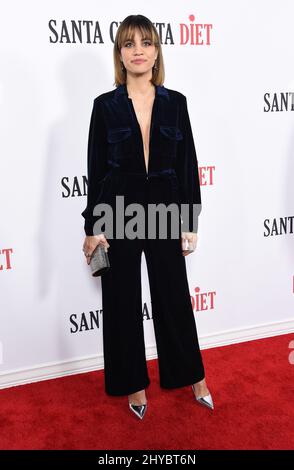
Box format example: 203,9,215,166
126,80,155,100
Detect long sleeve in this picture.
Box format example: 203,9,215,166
175,95,202,233
81,98,108,236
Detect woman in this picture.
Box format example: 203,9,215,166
81,14,214,420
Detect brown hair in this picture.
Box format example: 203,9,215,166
113,15,165,87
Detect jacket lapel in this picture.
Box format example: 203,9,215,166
112,84,169,174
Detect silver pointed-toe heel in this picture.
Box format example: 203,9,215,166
129,401,148,420
191,384,214,410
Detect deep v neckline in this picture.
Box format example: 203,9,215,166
126,85,157,175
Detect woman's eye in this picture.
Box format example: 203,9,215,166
124,41,152,47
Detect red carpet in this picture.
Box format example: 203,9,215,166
0,333,293,450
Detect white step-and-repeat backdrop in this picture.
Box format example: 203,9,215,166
1,1,294,388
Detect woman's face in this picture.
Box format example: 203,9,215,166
120,29,158,78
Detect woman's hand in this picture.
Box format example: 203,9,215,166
181,232,198,256
82,234,110,265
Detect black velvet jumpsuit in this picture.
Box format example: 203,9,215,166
81,83,205,396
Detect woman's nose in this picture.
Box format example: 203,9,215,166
133,45,143,54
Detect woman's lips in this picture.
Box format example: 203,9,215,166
132,60,146,64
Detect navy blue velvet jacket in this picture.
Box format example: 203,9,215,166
81,83,202,236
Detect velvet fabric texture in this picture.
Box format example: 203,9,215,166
81,84,206,396
81,83,202,237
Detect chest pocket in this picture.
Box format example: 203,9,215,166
107,126,133,159
159,125,183,157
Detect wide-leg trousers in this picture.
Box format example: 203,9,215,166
100,232,205,396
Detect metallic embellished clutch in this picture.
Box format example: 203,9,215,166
90,244,110,277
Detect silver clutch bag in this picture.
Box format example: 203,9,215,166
90,244,110,277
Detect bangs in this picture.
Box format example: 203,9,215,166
118,23,156,49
